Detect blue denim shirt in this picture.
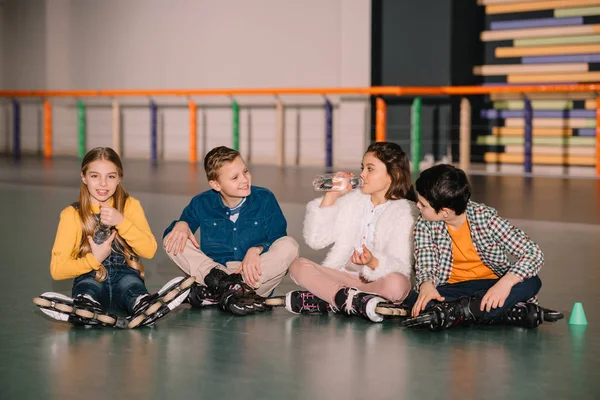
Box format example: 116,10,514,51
163,186,287,265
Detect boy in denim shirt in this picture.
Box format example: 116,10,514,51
402,164,562,330
164,146,298,315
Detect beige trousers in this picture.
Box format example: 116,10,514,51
167,236,299,297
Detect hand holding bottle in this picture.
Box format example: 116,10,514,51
319,172,358,207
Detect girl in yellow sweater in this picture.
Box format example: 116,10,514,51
33,147,195,328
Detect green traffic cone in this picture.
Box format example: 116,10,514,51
568,302,588,326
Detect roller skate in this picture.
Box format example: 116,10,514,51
204,268,270,316
127,276,196,328
334,287,404,323
490,303,544,329
401,297,477,331
186,283,219,308
33,292,127,328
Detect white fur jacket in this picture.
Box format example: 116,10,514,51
303,190,419,282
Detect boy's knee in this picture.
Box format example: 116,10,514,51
272,236,300,260
529,275,542,292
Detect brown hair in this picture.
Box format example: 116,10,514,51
76,147,144,282
365,142,416,202
203,146,241,181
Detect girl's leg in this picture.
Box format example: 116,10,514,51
72,271,107,307
289,257,362,304
111,268,148,315
357,272,411,302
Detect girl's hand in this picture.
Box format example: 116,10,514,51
351,245,378,269
163,221,200,256
320,172,355,207
235,247,262,287
100,204,124,227
88,231,117,264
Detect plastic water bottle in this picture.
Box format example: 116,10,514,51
93,223,113,245
312,173,364,192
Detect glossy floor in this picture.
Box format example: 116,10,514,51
1,157,598,399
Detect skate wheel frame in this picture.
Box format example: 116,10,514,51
33,296,74,314
264,296,285,306
159,276,196,304
375,304,408,317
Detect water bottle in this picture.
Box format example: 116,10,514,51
93,223,113,245
312,173,363,192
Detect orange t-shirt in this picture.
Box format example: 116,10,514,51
447,220,498,284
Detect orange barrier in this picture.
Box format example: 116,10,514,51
2,84,600,98
2,84,599,175
189,100,197,164
375,97,387,142
43,100,52,158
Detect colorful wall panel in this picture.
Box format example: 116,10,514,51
476,0,599,168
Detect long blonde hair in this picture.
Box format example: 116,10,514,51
76,147,145,282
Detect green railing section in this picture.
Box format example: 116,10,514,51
77,100,86,159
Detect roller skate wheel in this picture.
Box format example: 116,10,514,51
264,297,285,306
128,314,146,329
179,276,196,290
33,297,52,308
145,301,163,316
97,314,117,326
162,288,180,303
55,302,74,313
75,308,95,319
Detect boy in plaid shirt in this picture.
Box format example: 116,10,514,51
401,164,562,331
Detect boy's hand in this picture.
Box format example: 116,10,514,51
99,204,124,227
88,231,117,264
163,221,200,256
235,247,262,287
412,281,445,317
351,245,378,269
480,274,519,312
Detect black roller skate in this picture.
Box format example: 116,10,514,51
334,287,393,323
401,297,478,331
279,291,334,315
127,276,196,328
187,283,219,308
204,268,270,316
489,303,544,329
33,292,126,328
540,306,564,322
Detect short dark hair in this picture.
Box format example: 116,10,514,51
415,164,471,215
203,146,241,181
365,142,416,201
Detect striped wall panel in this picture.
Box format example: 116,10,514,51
477,136,595,145
504,118,596,128
481,24,600,41
486,1,600,15
503,145,595,155
476,0,599,170
492,127,574,136
473,63,588,75
484,153,596,165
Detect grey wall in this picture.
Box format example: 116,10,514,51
372,0,483,163
0,0,372,167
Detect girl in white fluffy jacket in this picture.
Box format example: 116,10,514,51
285,142,419,322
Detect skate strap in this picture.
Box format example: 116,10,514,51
345,288,359,314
